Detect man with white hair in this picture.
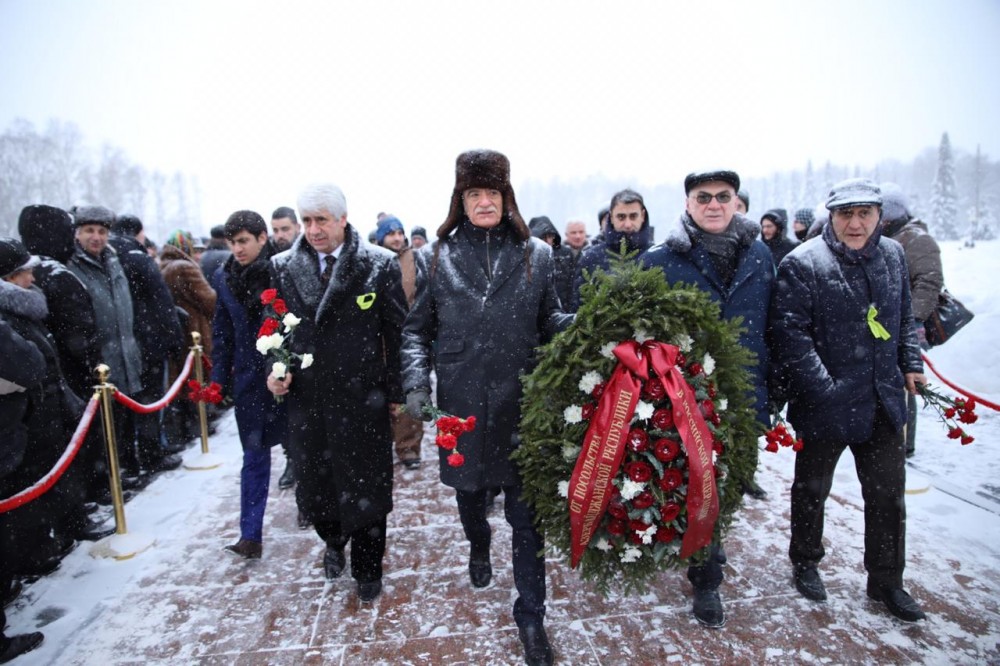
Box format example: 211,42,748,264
267,182,408,604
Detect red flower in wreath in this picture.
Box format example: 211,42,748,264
655,526,678,543
658,468,684,492
591,382,606,401
660,501,681,523
607,499,628,520
642,380,666,402
624,461,653,483
626,427,649,453
687,362,703,376
631,491,655,510
581,402,597,421
651,407,674,431
607,519,627,537
653,438,680,462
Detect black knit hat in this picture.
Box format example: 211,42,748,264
111,214,143,236
410,226,427,241
438,149,529,242
18,204,75,262
0,237,40,278
72,205,115,228
684,170,741,195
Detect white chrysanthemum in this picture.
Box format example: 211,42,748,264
634,328,652,344
271,361,287,379
674,333,694,353
633,400,654,422
703,353,716,376
717,397,727,411
282,313,301,331
594,537,613,552
620,546,643,563
619,479,645,501
563,405,583,424
599,341,617,359
299,353,314,369
562,444,581,462
557,480,570,498
637,524,658,545
578,371,603,395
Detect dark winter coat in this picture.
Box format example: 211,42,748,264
210,261,286,451
270,225,406,532
571,217,653,312
768,223,923,444
529,216,576,308
639,213,774,426
109,234,183,365
200,247,231,281
160,244,217,360
883,218,943,322
401,220,572,492
0,316,46,478
761,208,799,269
67,244,143,394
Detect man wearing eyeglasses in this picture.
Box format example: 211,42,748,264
569,188,653,311
639,170,774,628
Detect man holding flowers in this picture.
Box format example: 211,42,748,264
267,182,408,604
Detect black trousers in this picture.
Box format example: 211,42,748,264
789,407,907,588
687,543,724,592
314,517,387,584
455,484,546,628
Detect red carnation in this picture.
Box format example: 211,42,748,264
655,526,678,543
944,407,957,418
260,288,277,305
607,499,628,520
658,468,684,492
463,416,477,432
947,427,963,440
627,427,649,453
652,407,674,431
625,461,654,483
435,434,457,450
258,318,279,338
653,438,680,462
660,501,681,523
272,298,288,316
959,411,979,424
447,452,465,467
687,362,703,376
631,491,655,510
607,519,627,537
961,434,975,445
764,439,779,453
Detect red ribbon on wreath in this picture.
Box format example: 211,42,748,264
567,340,719,567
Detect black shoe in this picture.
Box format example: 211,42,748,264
905,448,915,459
73,520,116,542
402,459,421,470
2,580,22,609
120,472,152,491
742,479,768,500
716,545,727,565
357,579,382,603
278,461,295,490
867,583,926,622
17,556,61,578
692,588,725,628
517,622,554,666
297,510,312,530
146,453,183,474
224,539,262,560
95,488,136,505
469,558,492,588
324,547,346,580
162,439,189,455
83,501,100,515
794,566,827,601
0,631,44,663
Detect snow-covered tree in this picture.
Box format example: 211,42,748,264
929,132,960,239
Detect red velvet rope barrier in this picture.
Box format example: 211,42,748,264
0,395,100,514
922,353,1000,412
113,352,196,414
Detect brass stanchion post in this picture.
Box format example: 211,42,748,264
95,364,127,535
191,331,211,455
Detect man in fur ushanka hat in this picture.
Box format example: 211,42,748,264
401,150,572,666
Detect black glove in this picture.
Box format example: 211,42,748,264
405,389,432,421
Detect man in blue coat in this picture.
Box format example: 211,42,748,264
211,211,287,560
640,169,774,628
769,179,927,622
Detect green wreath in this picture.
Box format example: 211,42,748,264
515,257,761,595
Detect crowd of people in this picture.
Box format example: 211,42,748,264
0,148,943,664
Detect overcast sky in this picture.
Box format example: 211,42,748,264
2,0,999,236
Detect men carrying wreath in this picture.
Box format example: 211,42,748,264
267,182,407,604
640,169,774,627
401,150,571,666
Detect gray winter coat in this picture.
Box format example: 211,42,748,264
401,221,572,492
884,218,943,322
67,244,143,394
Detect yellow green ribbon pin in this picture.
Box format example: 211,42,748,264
356,293,376,310
867,305,891,340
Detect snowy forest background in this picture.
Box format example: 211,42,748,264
1,117,997,244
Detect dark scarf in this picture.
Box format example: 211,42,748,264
681,214,741,288
224,240,276,321
822,218,883,264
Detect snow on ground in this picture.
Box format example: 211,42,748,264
3,241,998,664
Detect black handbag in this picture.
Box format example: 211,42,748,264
924,289,974,347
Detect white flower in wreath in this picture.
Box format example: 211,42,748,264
620,546,643,563
702,353,716,376
717,397,727,411
557,480,570,498
637,523,658,545
599,341,617,359
594,537,613,552
563,405,583,424
620,478,645,501
674,333,694,353
578,371,603,395
633,400,654,422
562,443,581,462
633,328,653,344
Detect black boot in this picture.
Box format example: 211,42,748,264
0,632,44,663
692,588,725,627
517,622,553,666
324,547,346,579
278,459,296,490
794,566,827,601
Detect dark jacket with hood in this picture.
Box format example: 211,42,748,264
0,317,46,479
768,223,923,444
529,215,575,309
270,225,406,532
760,208,799,269
639,213,773,426
571,211,654,312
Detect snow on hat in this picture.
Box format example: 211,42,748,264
376,216,404,245
684,170,741,195
878,182,910,223
0,237,40,279
825,178,881,210
72,205,116,228
410,226,427,241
